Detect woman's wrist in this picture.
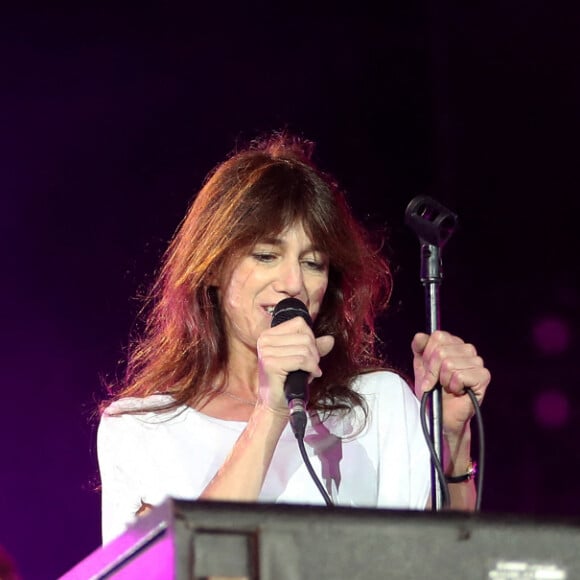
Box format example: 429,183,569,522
443,424,472,478
445,459,477,483
253,401,290,422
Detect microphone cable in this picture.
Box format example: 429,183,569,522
420,387,485,512
271,297,334,506
296,430,334,507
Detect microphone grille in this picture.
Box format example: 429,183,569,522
271,298,312,328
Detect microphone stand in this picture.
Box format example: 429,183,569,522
405,195,458,512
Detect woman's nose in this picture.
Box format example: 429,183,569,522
274,260,303,296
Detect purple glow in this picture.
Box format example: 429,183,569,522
531,315,571,356
533,388,570,428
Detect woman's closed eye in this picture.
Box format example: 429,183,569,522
302,258,327,272
252,252,277,263
251,249,328,272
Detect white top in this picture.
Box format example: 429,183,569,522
97,370,431,544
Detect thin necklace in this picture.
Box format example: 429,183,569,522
221,391,257,407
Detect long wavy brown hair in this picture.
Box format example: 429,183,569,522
105,131,393,415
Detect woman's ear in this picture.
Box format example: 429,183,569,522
207,260,224,287
207,269,219,287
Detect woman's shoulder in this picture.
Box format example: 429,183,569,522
102,393,177,416
99,394,191,430
351,369,420,415
319,370,417,440
352,369,413,396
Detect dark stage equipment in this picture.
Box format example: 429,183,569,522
60,498,579,579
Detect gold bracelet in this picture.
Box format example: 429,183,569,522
445,460,477,483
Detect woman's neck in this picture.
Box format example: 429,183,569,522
224,345,260,396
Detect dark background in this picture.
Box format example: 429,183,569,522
1,3,579,578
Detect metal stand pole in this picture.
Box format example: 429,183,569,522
405,195,458,511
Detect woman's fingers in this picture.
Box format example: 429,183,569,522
256,318,334,408
412,330,490,397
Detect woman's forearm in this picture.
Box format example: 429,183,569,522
199,404,288,501
444,425,477,511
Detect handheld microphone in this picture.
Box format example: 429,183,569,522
271,297,312,439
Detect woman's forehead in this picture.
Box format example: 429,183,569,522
254,221,321,246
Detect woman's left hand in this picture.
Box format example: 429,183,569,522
412,330,491,436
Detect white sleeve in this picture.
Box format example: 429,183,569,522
97,411,145,545
398,374,432,509
373,372,431,510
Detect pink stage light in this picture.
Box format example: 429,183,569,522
533,388,570,429
531,315,571,356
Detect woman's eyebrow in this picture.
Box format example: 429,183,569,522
256,237,284,246
256,238,324,254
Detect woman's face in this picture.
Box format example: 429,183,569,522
219,221,329,358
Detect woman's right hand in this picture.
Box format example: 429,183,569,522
256,316,334,414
